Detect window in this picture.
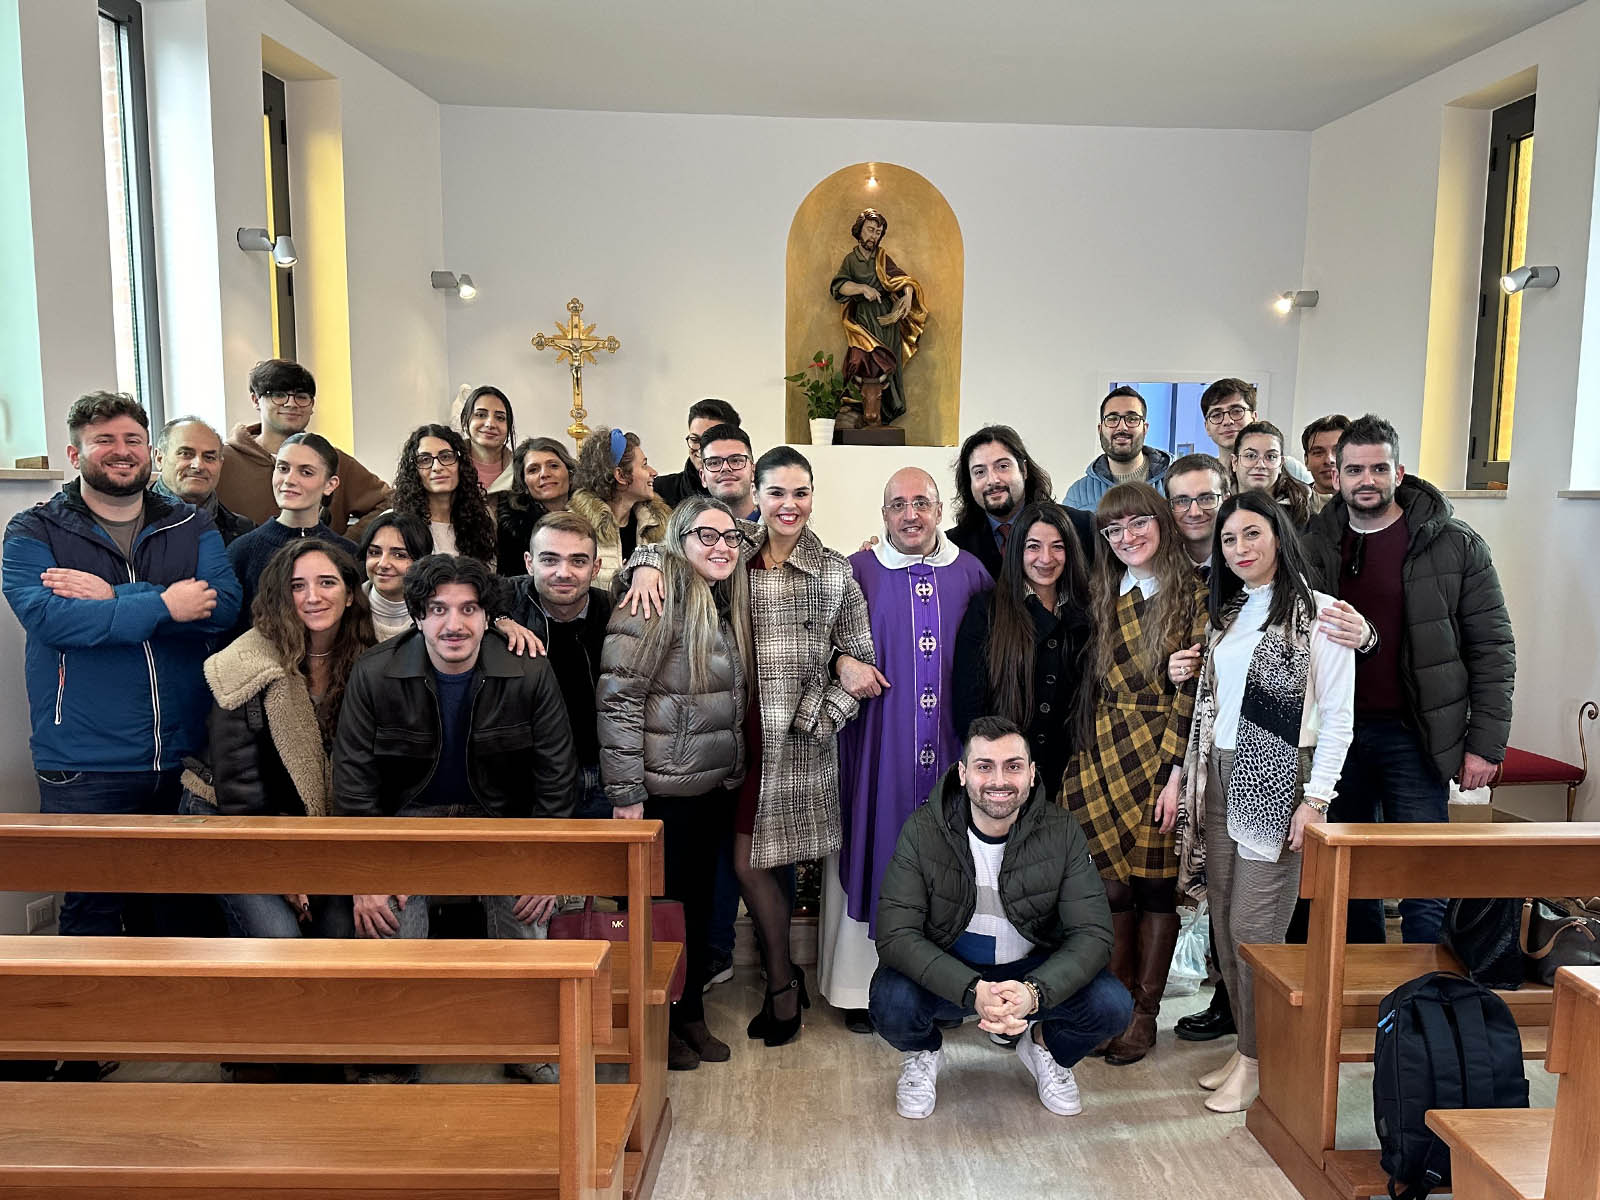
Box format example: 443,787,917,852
262,71,296,359
1109,381,1228,458
97,0,161,420
1467,94,1535,490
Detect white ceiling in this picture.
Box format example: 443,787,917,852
285,0,1575,131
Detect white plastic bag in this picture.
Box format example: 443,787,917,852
1166,900,1209,997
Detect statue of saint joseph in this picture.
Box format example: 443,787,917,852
829,208,928,426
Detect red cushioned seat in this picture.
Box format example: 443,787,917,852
1496,746,1584,785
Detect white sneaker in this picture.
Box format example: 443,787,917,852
895,1049,941,1119
1015,1031,1082,1116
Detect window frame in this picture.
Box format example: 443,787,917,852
1466,92,1536,491
262,70,297,360
98,0,163,424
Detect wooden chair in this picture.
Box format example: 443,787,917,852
0,814,680,1200
0,935,629,1199
1240,822,1600,1200
1490,700,1597,821
1427,964,1600,1200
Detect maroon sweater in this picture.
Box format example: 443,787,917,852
1339,515,1409,718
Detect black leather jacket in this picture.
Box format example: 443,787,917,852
331,629,579,817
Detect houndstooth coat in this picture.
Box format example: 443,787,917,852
1061,575,1208,883
620,524,875,868
745,525,876,869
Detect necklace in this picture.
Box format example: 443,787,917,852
307,649,333,658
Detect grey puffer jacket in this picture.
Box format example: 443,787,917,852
1301,475,1515,782
596,606,746,805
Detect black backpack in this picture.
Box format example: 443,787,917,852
1373,971,1529,1200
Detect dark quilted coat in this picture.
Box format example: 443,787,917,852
874,766,1113,1010
1301,475,1515,782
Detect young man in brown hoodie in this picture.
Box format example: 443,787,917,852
215,359,392,534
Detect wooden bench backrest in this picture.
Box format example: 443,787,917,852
0,814,665,1097
0,935,611,1062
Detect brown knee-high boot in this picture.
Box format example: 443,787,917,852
1104,911,1181,1066
1090,909,1139,1055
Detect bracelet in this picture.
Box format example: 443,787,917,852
1022,979,1043,1015
1301,796,1331,816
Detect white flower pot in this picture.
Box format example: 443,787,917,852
809,418,836,446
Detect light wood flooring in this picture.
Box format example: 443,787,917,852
109,970,1557,1199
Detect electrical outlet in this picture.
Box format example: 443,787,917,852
24,896,56,934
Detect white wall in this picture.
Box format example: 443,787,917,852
144,0,446,470
1294,0,1600,815
439,108,1312,546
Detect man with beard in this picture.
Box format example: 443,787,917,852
215,358,391,533
868,717,1131,1119
3,392,241,935
819,467,991,1033
830,208,928,426
947,424,1094,576
1301,414,1514,945
151,416,254,545
1063,386,1172,508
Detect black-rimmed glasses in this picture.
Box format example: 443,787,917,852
683,526,747,548
416,450,459,469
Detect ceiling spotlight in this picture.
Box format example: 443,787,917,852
431,270,478,300
236,227,297,267
1274,289,1319,314
1500,265,1558,294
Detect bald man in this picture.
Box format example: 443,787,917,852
819,466,993,1033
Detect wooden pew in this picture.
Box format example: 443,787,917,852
1427,963,1600,1200
1239,822,1600,1200
0,935,630,1199
0,814,680,1200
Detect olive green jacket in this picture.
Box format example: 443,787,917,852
874,767,1113,1011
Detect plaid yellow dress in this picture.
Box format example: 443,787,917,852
1062,577,1208,882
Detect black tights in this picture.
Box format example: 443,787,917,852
1102,875,1178,915
733,833,800,1021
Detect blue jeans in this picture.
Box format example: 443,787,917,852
869,958,1133,1068
36,768,211,936
575,764,612,821
1328,717,1449,944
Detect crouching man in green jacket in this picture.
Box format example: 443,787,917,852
869,716,1132,1120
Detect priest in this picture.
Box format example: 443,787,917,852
819,467,992,1032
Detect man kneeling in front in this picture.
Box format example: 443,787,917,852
870,716,1132,1118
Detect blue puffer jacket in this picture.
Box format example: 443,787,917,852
2,480,242,772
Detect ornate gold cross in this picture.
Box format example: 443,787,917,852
531,297,620,446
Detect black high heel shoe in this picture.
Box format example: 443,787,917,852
746,968,811,1046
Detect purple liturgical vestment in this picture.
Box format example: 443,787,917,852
836,536,991,935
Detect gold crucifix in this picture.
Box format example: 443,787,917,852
531,297,620,446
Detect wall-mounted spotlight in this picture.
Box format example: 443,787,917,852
1273,289,1319,314
431,270,478,300
1500,265,1559,294
236,227,297,267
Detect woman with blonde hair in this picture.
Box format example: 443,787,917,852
569,427,670,590
597,496,753,1071
1060,482,1208,1065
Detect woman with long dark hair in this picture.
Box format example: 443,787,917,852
1060,482,1208,1066
1234,420,1312,529
496,436,576,576
954,501,1092,801
180,538,375,936
597,496,754,1071
1176,491,1353,1112
391,424,497,563
357,511,430,641
457,385,516,496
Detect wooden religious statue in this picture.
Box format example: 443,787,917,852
829,208,928,426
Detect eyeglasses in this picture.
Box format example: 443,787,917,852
1205,404,1252,425
415,450,459,469
1169,492,1222,513
263,391,314,408
1100,413,1146,429
702,454,750,472
685,434,703,452
684,526,747,548
1100,515,1158,543
882,498,938,515
1236,449,1282,466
